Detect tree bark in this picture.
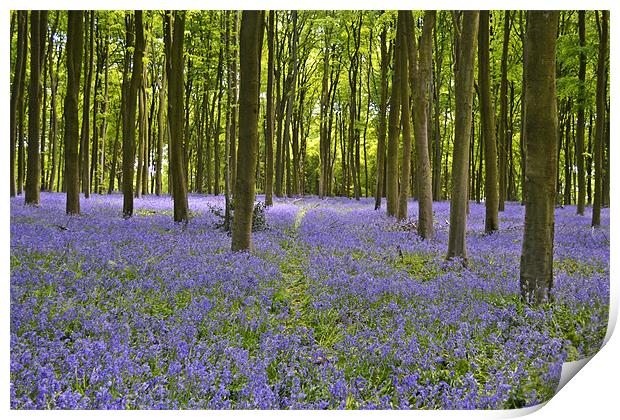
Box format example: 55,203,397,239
411,11,435,239
265,10,275,206
592,10,608,227
374,25,389,210
386,13,403,218
232,11,263,252
80,11,94,199
520,11,559,305
122,11,143,217
446,11,478,261
478,10,499,232
498,11,511,211
166,11,190,222
25,11,48,206
397,12,414,220
10,11,27,197
64,11,83,214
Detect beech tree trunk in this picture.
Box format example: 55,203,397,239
478,10,499,232
592,11,608,227
166,11,190,222
64,11,83,214
122,11,143,217
10,11,27,197
446,11,478,262
232,11,263,252
386,13,403,218
25,11,48,206
520,11,559,305
411,11,435,239
374,25,389,211
265,10,275,206
498,11,511,211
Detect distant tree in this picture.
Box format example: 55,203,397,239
80,11,94,199
592,10,608,227
446,11,479,261
232,11,264,251
64,11,84,215
575,11,586,216
498,11,511,211
24,11,48,206
519,11,559,305
10,11,27,198
478,10,499,233
166,11,190,222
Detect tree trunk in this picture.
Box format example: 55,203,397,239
386,13,403,218
592,10,608,227
520,11,559,305
64,11,83,214
25,11,48,206
411,11,435,239
498,11,511,211
446,11,478,262
10,11,27,197
156,61,166,195
166,11,190,222
478,11,499,232
232,11,263,252
122,11,143,217
374,25,389,210
80,11,94,199
265,11,275,206
397,11,414,220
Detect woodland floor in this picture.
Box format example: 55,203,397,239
10,193,609,409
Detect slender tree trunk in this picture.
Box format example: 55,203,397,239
520,11,559,305
374,26,389,210
156,62,166,195
80,11,94,199
232,11,263,252
10,11,27,197
386,13,403,218
265,11,275,206
397,12,414,220
592,11,608,227
498,11,511,211
123,11,143,217
446,11,478,262
478,11,499,232
166,11,190,222
65,11,83,214
25,11,48,206
230,12,239,194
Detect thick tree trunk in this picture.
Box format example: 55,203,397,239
64,11,83,214
411,11,435,239
10,11,27,197
592,11,608,227
478,11,499,232
122,11,143,217
520,11,559,305
25,11,48,206
446,11,478,261
232,11,263,252
166,11,190,222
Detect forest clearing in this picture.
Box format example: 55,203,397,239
10,10,610,410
